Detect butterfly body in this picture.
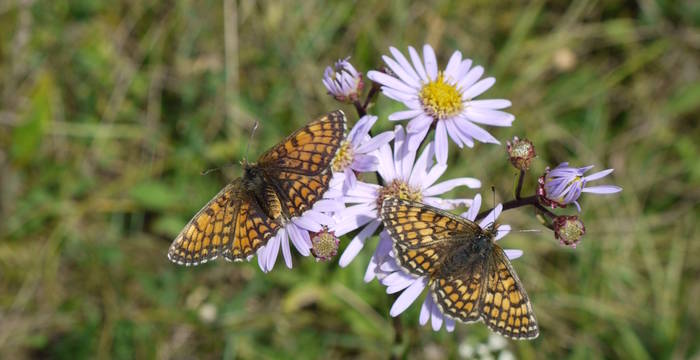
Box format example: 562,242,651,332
168,110,346,266
381,197,539,339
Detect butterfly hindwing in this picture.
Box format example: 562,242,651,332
480,245,539,339
381,197,481,276
430,261,485,323
168,181,240,266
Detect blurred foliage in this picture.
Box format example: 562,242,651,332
1,0,699,359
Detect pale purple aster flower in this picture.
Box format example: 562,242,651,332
323,57,364,103
331,115,394,191
537,162,622,211
334,125,481,268
367,44,514,164
256,198,343,273
372,194,522,332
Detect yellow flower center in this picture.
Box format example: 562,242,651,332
331,140,354,172
419,72,463,119
376,179,423,214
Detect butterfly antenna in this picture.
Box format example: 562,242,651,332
243,120,260,165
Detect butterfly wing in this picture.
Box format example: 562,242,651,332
258,110,346,216
223,192,281,262
380,197,482,277
480,244,539,339
168,181,241,266
429,257,486,323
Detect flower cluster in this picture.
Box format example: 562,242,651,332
246,44,622,334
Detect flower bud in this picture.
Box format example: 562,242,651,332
310,228,340,261
553,215,585,248
506,136,535,171
322,57,364,103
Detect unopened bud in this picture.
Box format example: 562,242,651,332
553,215,585,248
310,228,340,261
506,136,536,171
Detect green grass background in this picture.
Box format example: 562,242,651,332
1,1,699,359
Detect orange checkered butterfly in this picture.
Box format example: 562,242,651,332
380,197,539,339
168,110,346,266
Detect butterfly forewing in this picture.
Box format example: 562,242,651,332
259,110,346,217
168,111,346,267
380,197,481,276
481,245,539,339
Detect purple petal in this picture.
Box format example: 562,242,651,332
409,142,434,188
364,234,393,282
469,99,511,109
463,108,514,127
423,177,482,196
455,59,473,79
444,51,463,81
292,215,322,233
281,229,293,268
582,185,622,194
444,118,464,147
584,168,614,182
423,44,438,81
265,231,282,271
384,272,416,294
420,297,431,325
348,115,376,146
494,224,511,241
430,299,444,330
356,131,394,154
338,219,381,267
343,168,357,192
505,249,523,260
377,141,397,182
389,47,422,84
462,77,496,100
457,65,484,92
257,246,268,272
370,71,417,94
390,276,428,316
406,115,433,133
445,318,455,332
462,194,482,221
382,55,421,89
406,124,431,152
351,154,379,172
286,225,310,256
312,199,344,213
435,120,449,164
422,162,447,189
456,119,500,144
408,46,429,83
389,109,423,121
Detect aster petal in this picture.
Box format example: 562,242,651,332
409,142,434,188
370,71,418,95
581,185,623,194
462,194,482,221
265,230,282,272
469,99,511,109
390,276,428,316
381,87,415,103
389,47,422,84
462,77,496,100
281,229,293,269
422,163,447,189
291,214,322,233
338,219,381,267
389,109,424,121
423,177,482,196
444,118,464,147
456,119,500,144
408,46,429,83
385,272,417,294
356,131,395,154
344,168,357,192
420,297,432,325
444,51,463,82
334,210,375,236
382,55,421,89
406,115,433,133
494,224,511,241
423,44,438,81
457,65,484,92
445,317,455,332
433,120,449,164
257,247,268,272
351,154,379,172
364,234,393,282
455,59,473,79
312,199,344,213
584,168,614,182
287,225,311,257
463,108,514,127
406,121,431,152
430,299,444,330
348,115,376,145
505,249,523,260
